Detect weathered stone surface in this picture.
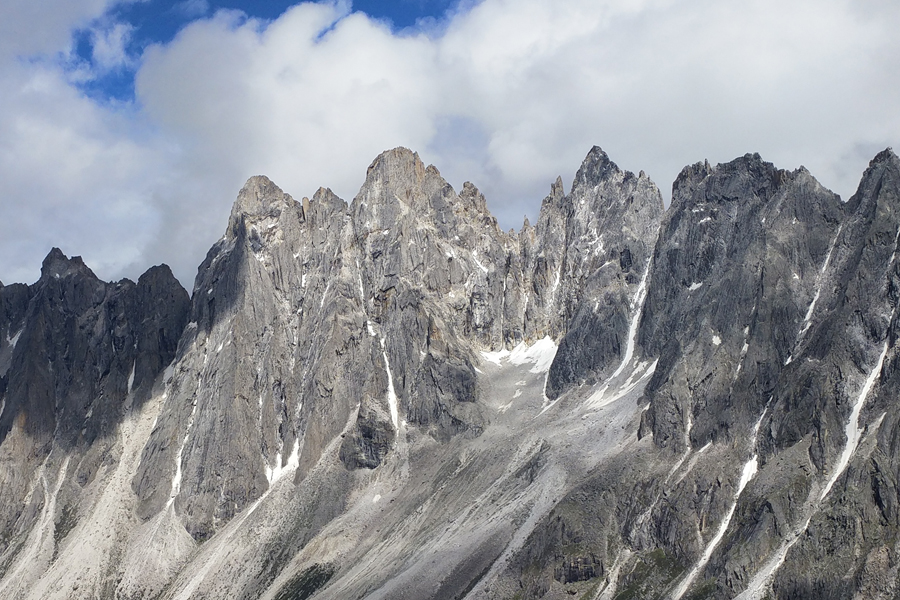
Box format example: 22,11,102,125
0,249,188,586
5,147,900,600
543,147,664,399
639,154,844,452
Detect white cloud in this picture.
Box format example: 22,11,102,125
173,0,211,18
91,21,135,71
0,59,168,284
1,0,899,288
0,0,113,59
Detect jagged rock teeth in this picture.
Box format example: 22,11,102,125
0,250,189,596
39,247,97,281
6,147,900,600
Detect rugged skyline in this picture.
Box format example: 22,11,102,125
1,0,899,287
2,144,900,599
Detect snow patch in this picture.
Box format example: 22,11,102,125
265,439,300,486
688,282,703,291
320,282,330,309
168,399,198,508
7,328,22,348
610,259,653,382
794,224,843,345
671,406,767,600
381,338,400,432
585,359,657,411
480,348,511,366
127,361,136,394
471,250,489,274
356,260,365,301
820,339,889,501
671,456,758,600
583,259,656,410
508,337,558,373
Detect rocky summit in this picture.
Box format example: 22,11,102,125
0,145,899,600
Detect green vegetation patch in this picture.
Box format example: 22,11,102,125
614,549,685,600
273,563,335,600
54,503,79,546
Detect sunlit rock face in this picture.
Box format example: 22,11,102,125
1,146,899,600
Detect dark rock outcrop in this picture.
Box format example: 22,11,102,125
0,249,188,570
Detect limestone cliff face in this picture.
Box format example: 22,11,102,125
131,175,369,540
3,146,900,600
542,146,664,399
0,250,188,592
639,153,845,452
503,149,900,600
126,147,668,543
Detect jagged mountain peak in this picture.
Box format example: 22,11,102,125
361,146,427,197
859,145,900,186
572,145,622,189
136,263,179,291
671,152,793,211
10,145,900,600
309,185,348,212
549,175,565,199
39,248,97,282
227,175,294,241
870,146,898,167
836,146,900,223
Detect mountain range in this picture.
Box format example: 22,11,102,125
1,144,899,600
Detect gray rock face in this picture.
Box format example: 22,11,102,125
132,175,368,540
503,149,900,600
542,147,664,399
4,145,900,600
0,249,188,583
0,249,189,447
639,153,844,452
127,146,667,545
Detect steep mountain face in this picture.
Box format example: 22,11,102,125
541,147,663,400
0,144,898,600
493,149,900,600
0,251,189,598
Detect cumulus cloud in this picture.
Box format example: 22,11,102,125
1,0,899,288
0,0,114,59
0,59,169,283
0,0,168,284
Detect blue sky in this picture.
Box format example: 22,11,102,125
1,0,899,287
